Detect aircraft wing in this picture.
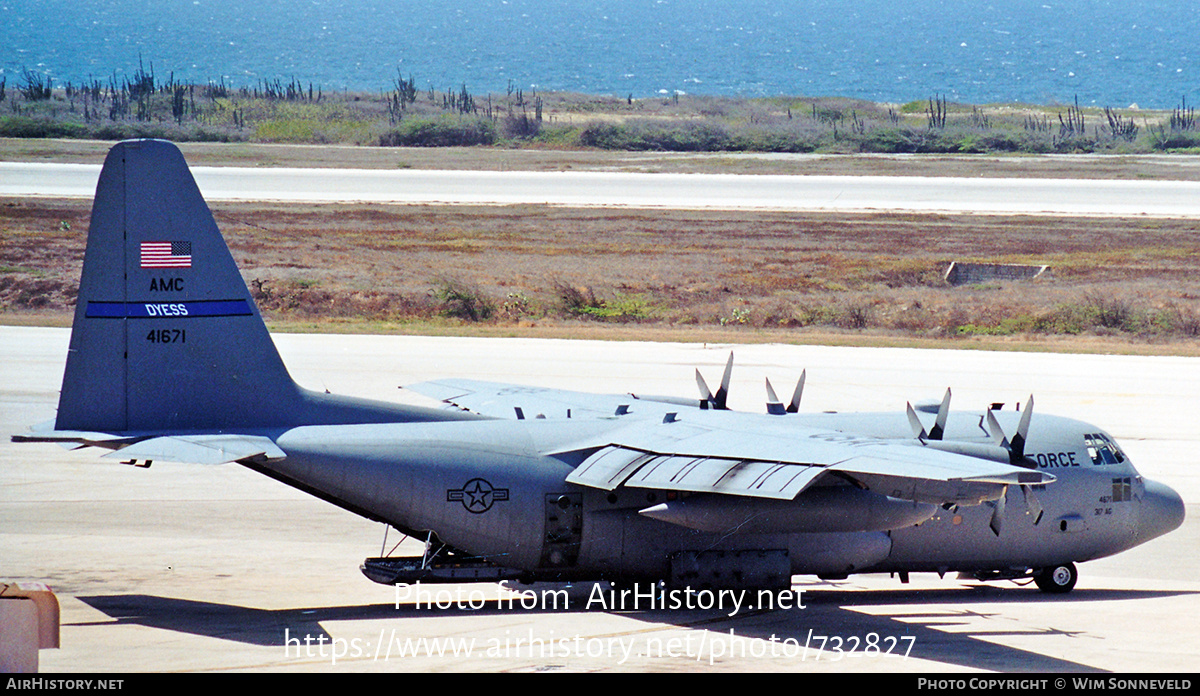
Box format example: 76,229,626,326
405,378,678,419
550,414,1053,506
409,379,1054,506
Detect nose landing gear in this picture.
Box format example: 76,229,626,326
1033,562,1078,593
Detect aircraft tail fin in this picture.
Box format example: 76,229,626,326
56,139,305,433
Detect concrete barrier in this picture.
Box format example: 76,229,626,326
944,262,1050,286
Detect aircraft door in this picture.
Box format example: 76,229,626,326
541,492,583,570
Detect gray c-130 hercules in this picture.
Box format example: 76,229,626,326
15,139,1184,595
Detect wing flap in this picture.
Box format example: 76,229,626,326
566,445,824,500
624,455,823,499
564,447,654,490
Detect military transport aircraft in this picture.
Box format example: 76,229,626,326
14,140,1185,595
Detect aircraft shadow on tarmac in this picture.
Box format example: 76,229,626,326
75,585,1194,671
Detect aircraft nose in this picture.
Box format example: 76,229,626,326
1138,479,1185,543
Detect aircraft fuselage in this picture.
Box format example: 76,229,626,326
256,408,1183,589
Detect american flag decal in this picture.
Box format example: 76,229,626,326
140,241,192,268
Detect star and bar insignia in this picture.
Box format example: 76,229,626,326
447,478,510,513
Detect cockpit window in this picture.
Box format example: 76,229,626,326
1085,433,1126,465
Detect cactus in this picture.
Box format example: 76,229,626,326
19,69,52,101
1103,106,1138,141
1170,96,1195,132
926,94,946,129
1058,96,1085,137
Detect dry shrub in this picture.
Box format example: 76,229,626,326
433,278,494,322
553,280,602,316
0,275,76,310
833,300,876,330
250,277,436,320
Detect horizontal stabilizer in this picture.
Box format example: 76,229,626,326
100,434,286,465
12,427,136,450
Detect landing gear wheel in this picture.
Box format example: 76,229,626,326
1034,562,1078,594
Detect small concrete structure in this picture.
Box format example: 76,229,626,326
1,583,60,673
944,262,1049,286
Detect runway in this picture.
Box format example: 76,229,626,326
7,161,1200,216
2,326,1197,672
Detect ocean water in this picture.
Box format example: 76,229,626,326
3,0,1197,108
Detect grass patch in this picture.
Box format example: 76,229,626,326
379,116,496,147
555,281,657,321
956,295,1200,339
255,118,373,144
5,198,1199,352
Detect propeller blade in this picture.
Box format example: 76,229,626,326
765,377,780,404
1021,484,1044,526
765,378,786,415
985,397,1035,466
787,370,806,413
906,402,927,439
695,369,713,410
712,352,734,410
1010,395,1034,461
989,486,1008,536
929,388,951,440
985,409,1010,449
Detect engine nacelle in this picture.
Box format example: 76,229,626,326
639,486,937,534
